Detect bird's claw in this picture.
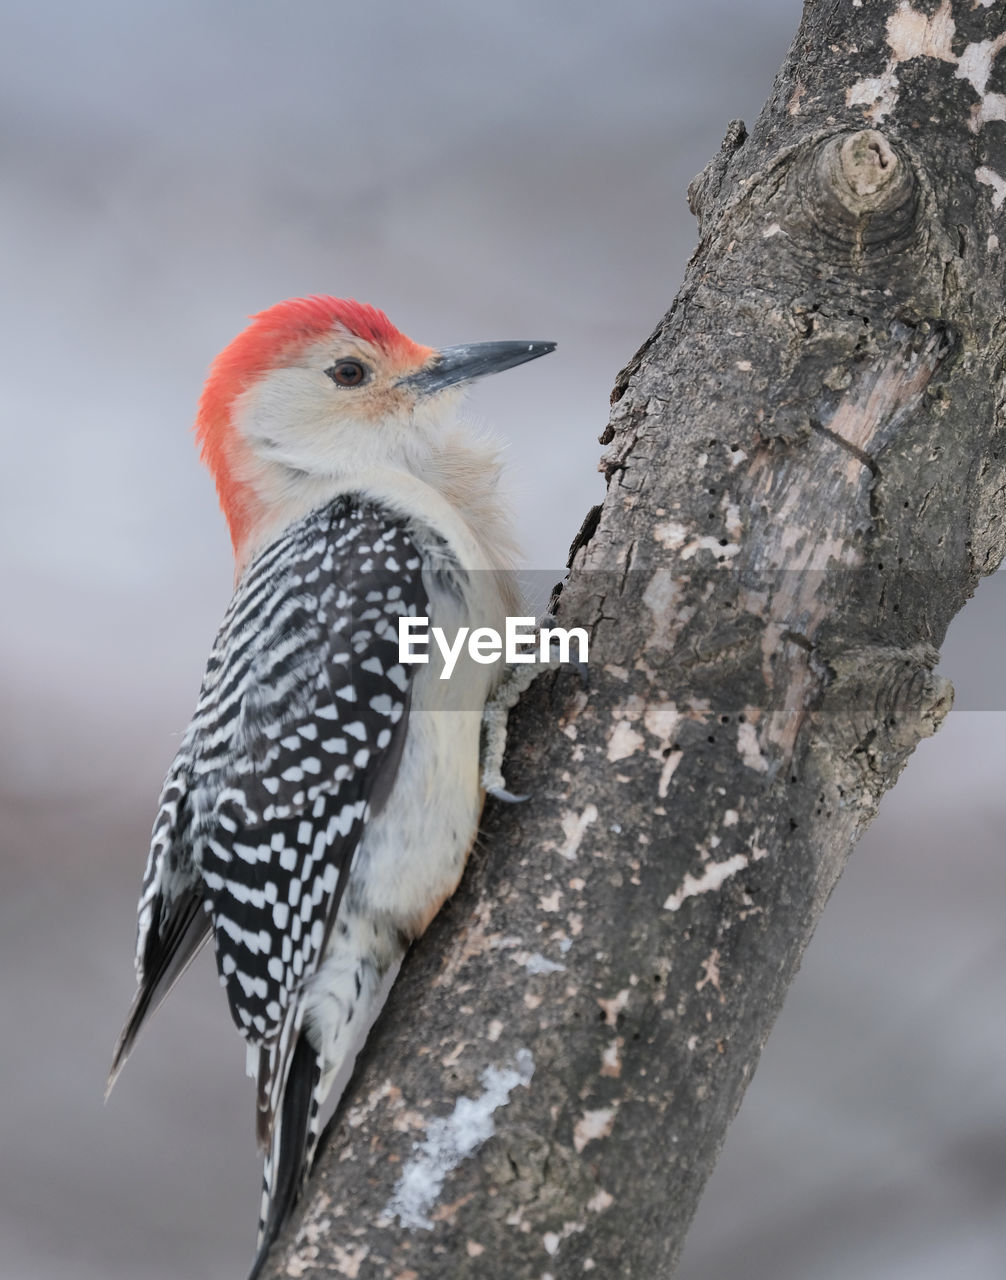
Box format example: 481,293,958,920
480,611,588,803
486,785,529,805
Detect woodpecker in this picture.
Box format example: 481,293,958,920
108,295,555,1275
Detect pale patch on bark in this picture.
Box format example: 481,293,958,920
788,82,807,115
679,535,742,562
662,854,751,912
845,1,956,122
513,951,566,975
607,719,645,761
737,721,770,773
642,567,689,650
956,31,1006,131
887,0,956,64
557,804,598,859
977,165,1006,210
847,71,901,122
696,948,722,993
543,1222,586,1257
656,748,683,799
286,1240,369,1279
644,699,681,742
653,520,688,549
597,988,631,1025
573,1106,617,1153
345,1080,403,1130
640,699,684,797
600,1038,624,1078
747,339,944,761
847,0,1006,165
613,694,646,721
587,1189,615,1213
384,1051,535,1230
828,351,937,458
441,1042,468,1070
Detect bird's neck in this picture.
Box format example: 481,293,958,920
233,435,521,588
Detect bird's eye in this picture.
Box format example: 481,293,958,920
325,360,368,387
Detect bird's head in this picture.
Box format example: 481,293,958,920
194,294,554,558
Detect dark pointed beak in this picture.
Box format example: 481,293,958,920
400,340,556,394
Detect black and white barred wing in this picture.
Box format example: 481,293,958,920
111,500,427,1119
195,502,426,1090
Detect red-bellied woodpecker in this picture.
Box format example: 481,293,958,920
107,296,555,1275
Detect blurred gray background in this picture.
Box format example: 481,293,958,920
2,1,1004,1277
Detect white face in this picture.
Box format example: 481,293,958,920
231,330,461,478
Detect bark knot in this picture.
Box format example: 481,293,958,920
786,129,920,264
837,130,900,203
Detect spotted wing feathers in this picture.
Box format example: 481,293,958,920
111,498,428,1141
190,503,424,1056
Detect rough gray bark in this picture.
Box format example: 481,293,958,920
262,2,1006,1276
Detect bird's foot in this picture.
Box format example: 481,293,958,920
480,614,587,801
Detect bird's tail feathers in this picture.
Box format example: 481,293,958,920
245,937,403,1277
106,894,211,1099
247,1032,324,1280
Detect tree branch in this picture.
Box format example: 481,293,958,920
262,1,1006,1275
